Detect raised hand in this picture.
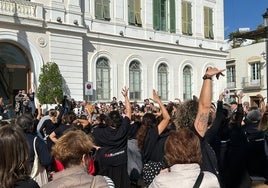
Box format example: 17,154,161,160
205,67,225,79
121,87,129,97
150,89,161,104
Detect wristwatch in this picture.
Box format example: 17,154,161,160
202,74,212,80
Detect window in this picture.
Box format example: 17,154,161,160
183,66,192,100
153,0,176,32
96,58,110,100
158,63,168,100
204,7,214,39
182,1,192,35
250,62,260,81
227,66,236,83
226,65,236,88
95,0,110,20
129,61,141,100
128,0,142,26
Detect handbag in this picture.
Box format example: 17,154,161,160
30,137,48,186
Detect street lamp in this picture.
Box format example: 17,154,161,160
263,8,268,99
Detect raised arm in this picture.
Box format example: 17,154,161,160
150,89,170,135
257,94,266,115
122,87,131,119
194,67,225,137
36,103,42,120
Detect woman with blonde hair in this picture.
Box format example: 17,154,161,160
42,130,113,188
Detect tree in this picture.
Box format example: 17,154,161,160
37,62,63,104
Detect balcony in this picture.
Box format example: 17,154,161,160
227,81,236,89
0,0,43,20
241,76,264,91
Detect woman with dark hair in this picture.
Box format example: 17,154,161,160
149,129,220,188
39,109,60,152
16,114,53,183
136,90,171,186
0,124,39,188
92,87,131,188
49,111,77,143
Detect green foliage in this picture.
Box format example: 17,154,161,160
37,62,63,104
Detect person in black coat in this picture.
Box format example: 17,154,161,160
16,113,53,172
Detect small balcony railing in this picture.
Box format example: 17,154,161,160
241,76,264,90
227,81,236,89
0,0,43,19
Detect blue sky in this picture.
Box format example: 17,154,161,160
224,0,268,39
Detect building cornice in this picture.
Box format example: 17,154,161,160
87,32,228,59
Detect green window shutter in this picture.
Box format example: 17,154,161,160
160,0,167,31
181,1,187,34
169,0,176,33
209,8,214,39
187,2,192,35
95,0,103,19
128,0,135,24
135,0,142,25
153,0,160,30
204,7,209,38
103,0,110,20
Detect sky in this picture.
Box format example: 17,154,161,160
224,0,268,39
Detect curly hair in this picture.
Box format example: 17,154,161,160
173,99,198,129
165,129,201,166
52,130,94,168
136,113,158,150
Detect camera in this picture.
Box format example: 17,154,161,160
224,89,230,99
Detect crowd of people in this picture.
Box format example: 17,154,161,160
1,66,268,188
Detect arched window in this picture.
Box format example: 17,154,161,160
96,58,110,100
158,63,168,100
129,61,141,100
183,66,192,100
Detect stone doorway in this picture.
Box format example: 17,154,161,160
0,42,30,107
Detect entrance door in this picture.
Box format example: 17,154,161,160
0,43,30,106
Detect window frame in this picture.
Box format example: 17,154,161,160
95,0,111,21
204,6,214,39
157,63,168,100
129,61,141,100
183,66,192,100
96,57,111,100
182,1,192,35
153,0,176,33
128,0,142,26
250,61,261,81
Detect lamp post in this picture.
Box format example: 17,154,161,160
263,8,268,99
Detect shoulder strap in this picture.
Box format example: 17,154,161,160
193,171,204,188
33,137,37,155
90,176,96,188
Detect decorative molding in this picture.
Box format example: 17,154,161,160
37,37,47,48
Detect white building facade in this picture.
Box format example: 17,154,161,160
226,41,266,106
0,0,227,104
